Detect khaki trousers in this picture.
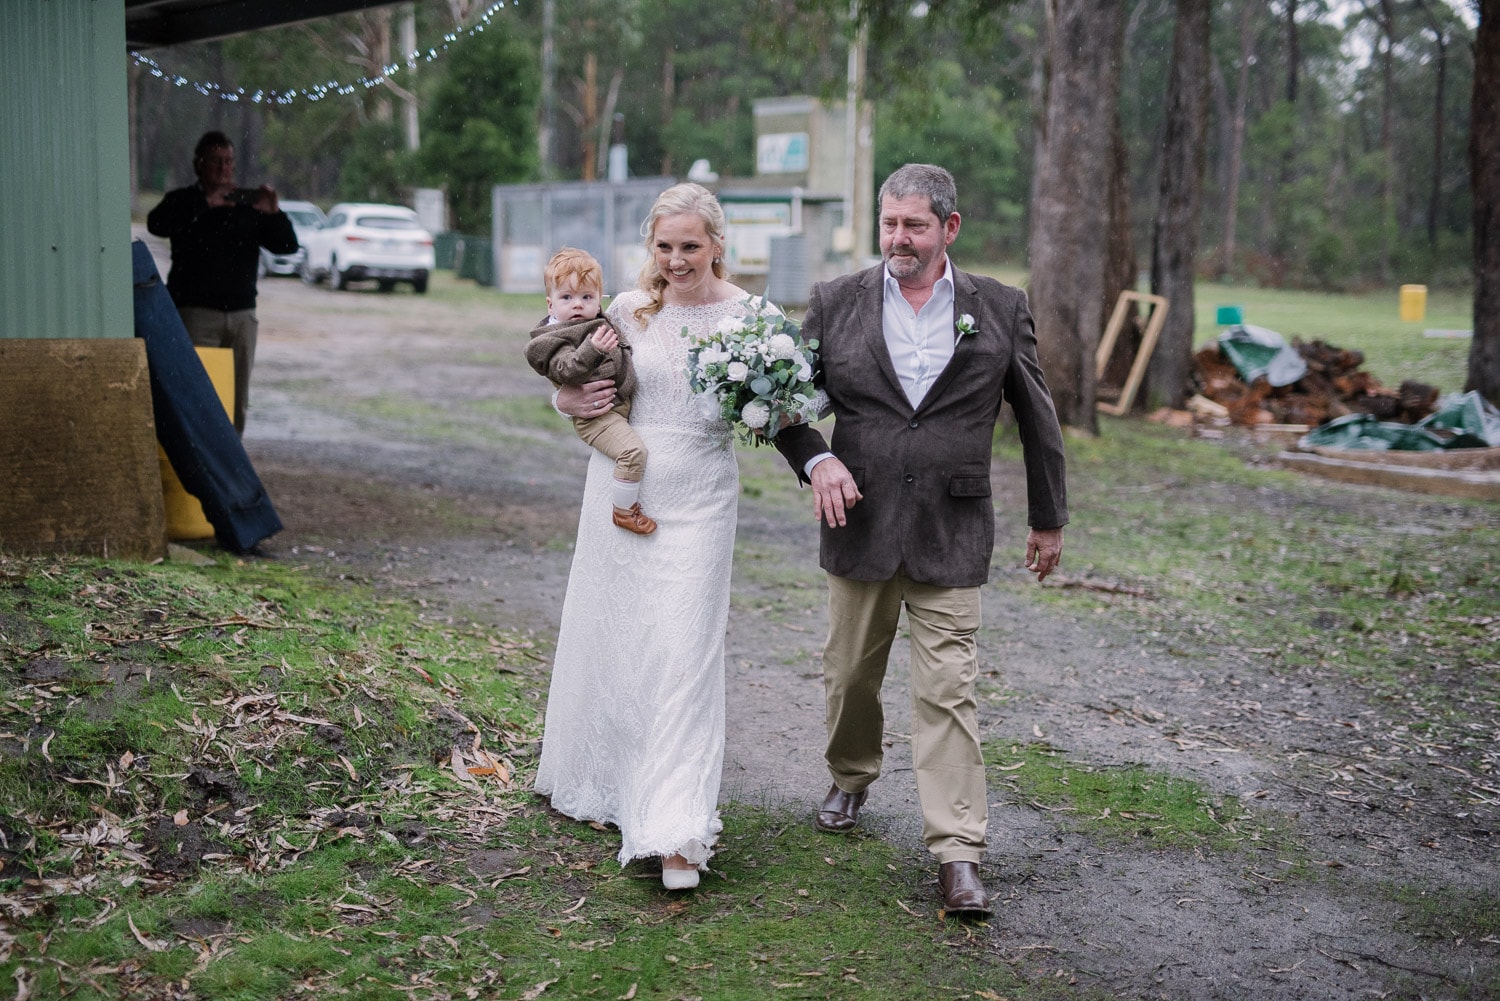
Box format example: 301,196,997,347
179,306,257,434
823,571,987,863
573,400,647,483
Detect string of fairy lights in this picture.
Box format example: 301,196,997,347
129,0,513,105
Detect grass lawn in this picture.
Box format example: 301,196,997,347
971,266,1476,398
1191,279,1474,395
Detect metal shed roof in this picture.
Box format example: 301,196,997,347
125,0,403,48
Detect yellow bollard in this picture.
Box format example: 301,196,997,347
158,347,235,540
1399,284,1427,323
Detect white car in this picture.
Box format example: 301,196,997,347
300,202,435,293
259,200,326,277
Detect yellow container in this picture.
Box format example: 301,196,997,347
1399,284,1427,323
159,347,235,540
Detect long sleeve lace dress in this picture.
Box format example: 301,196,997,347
535,287,758,870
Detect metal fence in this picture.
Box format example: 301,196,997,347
491,179,665,296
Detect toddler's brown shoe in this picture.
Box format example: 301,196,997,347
612,503,657,535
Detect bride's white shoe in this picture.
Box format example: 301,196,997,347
661,855,699,890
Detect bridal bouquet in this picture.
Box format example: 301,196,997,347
686,298,822,446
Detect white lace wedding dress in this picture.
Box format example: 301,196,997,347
535,287,757,870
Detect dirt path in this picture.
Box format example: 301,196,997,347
148,235,1497,1000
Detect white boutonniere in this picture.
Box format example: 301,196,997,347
955,313,977,341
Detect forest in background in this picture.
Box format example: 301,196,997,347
129,0,1480,294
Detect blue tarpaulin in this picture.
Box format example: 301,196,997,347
132,240,282,552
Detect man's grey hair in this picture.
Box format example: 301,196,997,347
879,163,958,221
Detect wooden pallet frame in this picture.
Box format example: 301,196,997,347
1095,290,1170,417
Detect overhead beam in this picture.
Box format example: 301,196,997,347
125,0,405,49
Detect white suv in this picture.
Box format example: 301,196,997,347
300,202,435,293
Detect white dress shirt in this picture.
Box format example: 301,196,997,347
804,258,957,477
882,257,957,409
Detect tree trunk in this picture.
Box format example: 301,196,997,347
540,0,555,178
596,68,624,180
1365,0,1397,282
1285,0,1299,104
1106,114,1136,311
1271,0,1301,272
364,9,394,124
1219,0,1254,280
581,51,598,182
1470,0,1500,405
660,48,675,177
1417,0,1448,249
1381,0,1396,279
1026,0,1050,243
1029,0,1127,433
400,5,419,152
1027,0,1055,260
1100,113,1137,398
1147,0,1211,411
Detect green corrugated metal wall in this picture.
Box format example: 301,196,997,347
1,0,133,340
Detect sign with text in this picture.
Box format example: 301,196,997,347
756,132,810,175
724,201,794,273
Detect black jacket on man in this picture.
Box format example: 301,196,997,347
147,186,298,312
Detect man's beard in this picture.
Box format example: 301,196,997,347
884,248,924,279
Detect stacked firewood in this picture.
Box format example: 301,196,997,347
1192,338,1440,427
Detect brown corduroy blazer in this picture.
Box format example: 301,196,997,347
773,264,1068,588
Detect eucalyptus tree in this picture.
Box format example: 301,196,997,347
1146,0,1212,410
1472,0,1500,403
1210,0,1269,280
1332,1,1476,287
607,0,845,180
517,0,641,180
1028,0,1128,431
782,0,1031,256
417,14,539,231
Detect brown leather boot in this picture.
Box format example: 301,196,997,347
938,861,992,917
813,784,867,833
612,503,657,535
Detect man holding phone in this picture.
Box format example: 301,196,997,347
147,131,298,434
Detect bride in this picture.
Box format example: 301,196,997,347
535,182,763,890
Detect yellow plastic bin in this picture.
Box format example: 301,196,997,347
1399,284,1427,323
158,347,235,540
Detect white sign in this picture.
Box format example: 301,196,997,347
724,202,795,273
757,132,810,174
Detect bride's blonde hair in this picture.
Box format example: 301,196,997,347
633,182,729,326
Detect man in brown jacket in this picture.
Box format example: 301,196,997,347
774,163,1068,917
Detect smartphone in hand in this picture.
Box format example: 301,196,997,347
226,188,260,206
